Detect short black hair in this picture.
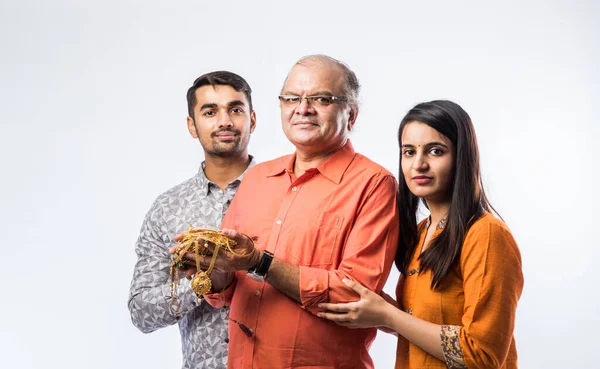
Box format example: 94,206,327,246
186,71,253,118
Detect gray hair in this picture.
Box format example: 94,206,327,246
290,54,361,110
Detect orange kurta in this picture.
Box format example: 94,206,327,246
396,213,523,369
205,140,399,369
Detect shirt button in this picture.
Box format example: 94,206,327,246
255,290,261,296
291,186,298,192
276,220,282,225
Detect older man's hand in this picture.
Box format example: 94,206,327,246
169,228,261,275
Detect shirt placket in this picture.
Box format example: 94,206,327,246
223,185,236,215
208,183,228,229
250,169,318,368
265,169,318,255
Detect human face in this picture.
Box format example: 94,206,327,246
187,85,256,158
280,60,356,154
400,121,455,204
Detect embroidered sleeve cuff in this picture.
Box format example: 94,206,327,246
441,325,466,369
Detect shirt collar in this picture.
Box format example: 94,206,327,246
424,216,447,233
266,140,356,185
196,155,256,194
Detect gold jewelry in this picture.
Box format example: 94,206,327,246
168,226,250,315
437,217,447,230
191,271,212,296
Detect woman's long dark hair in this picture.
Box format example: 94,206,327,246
395,100,496,289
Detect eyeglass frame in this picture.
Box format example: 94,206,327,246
278,94,348,107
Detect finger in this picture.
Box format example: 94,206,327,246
318,302,353,313
198,255,212,269
316,311,352,322
174,261,192,271
342,278,370,296
182,252,211,265
200,240,223,256
174,234,184,242
182,252,198,262
185,268,197,279
220,228,250,247
168,246,177,254
182,253,212,270
181,258,197,267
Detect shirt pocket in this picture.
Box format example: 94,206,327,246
284,213,344,266
231,214,271,250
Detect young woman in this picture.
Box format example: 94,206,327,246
318,100,524,369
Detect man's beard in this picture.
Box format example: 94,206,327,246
203,128,245,157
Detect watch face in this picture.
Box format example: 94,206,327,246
246,271,265,283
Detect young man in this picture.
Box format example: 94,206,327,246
128,71,256,369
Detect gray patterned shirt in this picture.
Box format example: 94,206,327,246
128,158,255,369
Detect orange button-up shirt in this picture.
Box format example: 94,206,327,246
205,140,399,369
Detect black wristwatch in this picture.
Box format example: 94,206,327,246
247,250,274,282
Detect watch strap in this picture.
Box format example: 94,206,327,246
248,250,274,277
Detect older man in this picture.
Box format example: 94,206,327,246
178,55,399,369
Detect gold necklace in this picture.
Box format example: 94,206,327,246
169,225,247,315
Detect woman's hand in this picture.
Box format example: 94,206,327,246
317,279,396,329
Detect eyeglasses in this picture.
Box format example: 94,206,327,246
278,95,348,107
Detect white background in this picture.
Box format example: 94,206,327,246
1,1,598,368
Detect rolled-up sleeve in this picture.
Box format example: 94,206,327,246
299,174,399,313
457,220,524,368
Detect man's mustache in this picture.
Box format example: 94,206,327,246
211,128,241,137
